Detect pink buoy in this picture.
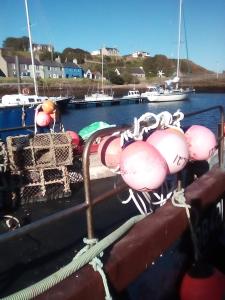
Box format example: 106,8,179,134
36,111,51,127
98,136,122,169
66,130,80,146
147,128,189,174
185,125,217,161
120,141,167,191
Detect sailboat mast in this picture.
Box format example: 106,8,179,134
24,0,38,95
176,0,182,79
101,47,104,93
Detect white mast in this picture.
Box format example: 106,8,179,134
101,47,104,93
176,0,182,80
24,0,38,95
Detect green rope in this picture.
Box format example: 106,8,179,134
1,214,145,300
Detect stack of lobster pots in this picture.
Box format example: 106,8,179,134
6,132,82,205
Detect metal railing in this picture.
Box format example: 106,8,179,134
0,106,224,244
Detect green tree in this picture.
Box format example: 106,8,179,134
39,50,52,61
108,70,124,85
61,48,92,64
3,36,29,51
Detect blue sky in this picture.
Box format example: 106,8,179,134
0,0,225,72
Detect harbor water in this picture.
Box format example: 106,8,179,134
63,93,225,134
1,93,225,139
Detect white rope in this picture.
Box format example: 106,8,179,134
120,110,184,148
34,104,42,134
171,188,200,261
73,238,98,259
171,188,191,219
2,215,20,230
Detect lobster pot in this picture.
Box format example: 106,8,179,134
67,158,83,186
0,141,8,172
6,133,73,171
13,166,71,205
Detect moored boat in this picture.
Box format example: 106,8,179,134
141,85,189,102
0,93,71,109
121,89,141,100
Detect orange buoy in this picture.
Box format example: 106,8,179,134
98,135,122,169
36,111,51,127
180,264,225,300
42,99,56,114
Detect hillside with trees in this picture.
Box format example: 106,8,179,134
1,35,214,86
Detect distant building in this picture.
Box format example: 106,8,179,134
0,49,84,79
63,62,84,78
132,51,150,58
130,66,145,78
91,50,101,56
41,60,64,78
83,69,102,80
32,43,54,53
101,47,120,56
0,50,43,78
115,66,145,79
92,47,120,57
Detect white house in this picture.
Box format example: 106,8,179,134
92,47,120,57
132,51,150,58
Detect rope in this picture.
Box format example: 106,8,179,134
1,214,145,300
21,105,26,127
171,189,200,261
1,215,20,230
89,257,112,300
73,237,112,299
120,110,184,147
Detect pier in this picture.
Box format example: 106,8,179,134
68,97,147,109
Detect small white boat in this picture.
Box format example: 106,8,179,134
141,85,188,102
0,93,71,108
84,91,113,102
122,89,141,100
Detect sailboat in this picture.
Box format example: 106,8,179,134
84,48,114,101
0,0,71,109
141,0,191,102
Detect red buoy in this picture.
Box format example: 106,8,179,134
66,130,80,146
180,265,225,300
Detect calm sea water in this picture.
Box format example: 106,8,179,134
62,93,225,135
1,93,225,139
